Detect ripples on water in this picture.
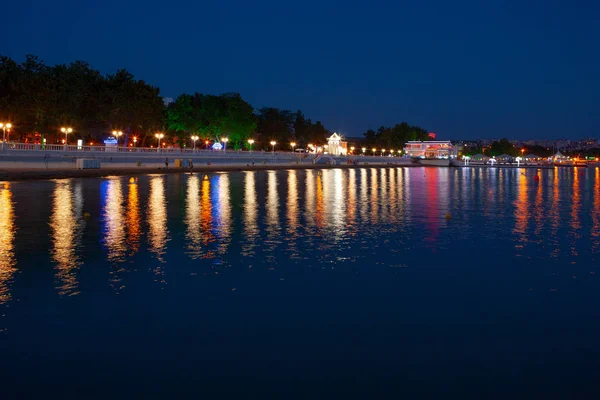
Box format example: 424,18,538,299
0,167,599,303
1,167,600,396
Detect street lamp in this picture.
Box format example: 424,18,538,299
155,133,164,152
205,140,209,150
350,146,355,154
133,137,137,147
222,137,229,151
362,147,366,154
381,148,386,156
191,135,199,152
61,127,73,148
0,123,12,150
247,139,254,152
112,130,123,146
290,142,296,152
270,140,276,153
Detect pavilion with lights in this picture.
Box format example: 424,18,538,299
326,133,348,156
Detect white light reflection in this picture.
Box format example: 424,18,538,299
242,172,258,257
50,180,84,296
104,178,127,292
215,174,232,255
148,176,169,282
185,174,202,259
104,179,126,263
359,168,368,223
305,170,316,230
346,169,357,228
286,170,300,258
330,169,346,240
265,171,281,263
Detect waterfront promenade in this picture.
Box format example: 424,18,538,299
0,144,413,181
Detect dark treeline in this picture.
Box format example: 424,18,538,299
1,55,429,150
361,123,430,149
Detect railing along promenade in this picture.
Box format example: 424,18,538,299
3,142,264,155
0,142,413,167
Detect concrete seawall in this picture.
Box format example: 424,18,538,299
0,151,416,181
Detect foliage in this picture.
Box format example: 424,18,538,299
292,111,329,147
166,93,256,149
0,54,401,150
362,122,429,149
0,55,164,144
485,138,519,157
256,108,295,149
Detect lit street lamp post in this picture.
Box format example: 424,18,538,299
191,135,199,152
61,127,73,149
155,133,164,152
247,139,254,152
0,122,12,150
222,137,229,151
290,142,296,153
112,130,123,146
205,140,209,150
270,141,276,153
133,137,137,147
362,147,366,154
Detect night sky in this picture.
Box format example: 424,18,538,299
4,0,599,139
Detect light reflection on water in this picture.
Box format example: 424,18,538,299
215,174,232,257
265,171,281,265
148,176,169,284
185,174,202,259
570,169,582,259
242,171,258,258
104,178,126,264
0,167,599,301
3,166,600,396
50,180,84,297
513,172,529,254
126,177,141,256
593,168,600,256
286,170,299,259
0,183,15,305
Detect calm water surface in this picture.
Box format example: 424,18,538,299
1,167,600,398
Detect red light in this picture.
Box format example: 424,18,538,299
428,132,436,139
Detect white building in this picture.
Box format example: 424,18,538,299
327,133,347,156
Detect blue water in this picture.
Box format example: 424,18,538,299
1,167,600,398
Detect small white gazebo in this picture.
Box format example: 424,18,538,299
327,133,347,156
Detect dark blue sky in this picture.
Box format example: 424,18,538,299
4,0,599,139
